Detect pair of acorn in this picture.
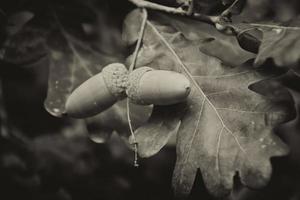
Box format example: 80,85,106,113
66,63,191,118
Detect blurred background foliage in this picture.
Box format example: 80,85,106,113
0,0,300,200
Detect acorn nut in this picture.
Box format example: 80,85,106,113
126,67,191,105
65,63,128,118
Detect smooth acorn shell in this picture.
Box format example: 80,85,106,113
127,67,191,105
66,63,128,118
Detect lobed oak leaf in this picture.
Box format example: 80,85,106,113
129,104,181,158
0,4,126,118
0,20,47,66
266,71,300,165
44,9,125,117
141,13,254,67
86,100,152,144
5,11,34,36
255,17,300,67
123,10,290,197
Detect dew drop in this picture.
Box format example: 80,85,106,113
51,51,63,60
53,108,60,113
273,28,282,34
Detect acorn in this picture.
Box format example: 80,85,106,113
65,63,128,118
126,67,191,105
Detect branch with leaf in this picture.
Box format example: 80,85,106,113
128,0,300,64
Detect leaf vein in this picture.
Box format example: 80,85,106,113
192,71,251,78
216,126,224,176
147,20,246,154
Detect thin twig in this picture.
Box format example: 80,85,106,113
127,8,148,168
221,0,240,17
128,0,300,36
128,0,218,24
193,13,219,24
128,0,186,15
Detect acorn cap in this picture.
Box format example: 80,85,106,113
126,66,153,105
102,63,129,99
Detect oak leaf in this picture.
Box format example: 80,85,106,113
255,18,300,67
123,10,290,197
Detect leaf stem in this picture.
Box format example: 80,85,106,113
248,23,300,30
127,8,148,168
129,8,148,71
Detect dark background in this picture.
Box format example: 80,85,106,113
0,0,300,200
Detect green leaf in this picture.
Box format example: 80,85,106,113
123,10,290,197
